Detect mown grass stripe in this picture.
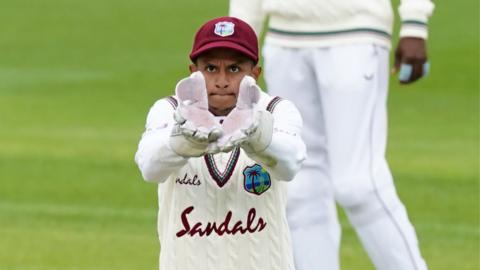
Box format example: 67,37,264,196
0,201,156,220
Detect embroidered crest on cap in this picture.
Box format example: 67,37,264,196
214,21,235,37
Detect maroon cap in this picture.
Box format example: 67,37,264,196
190,16,259,64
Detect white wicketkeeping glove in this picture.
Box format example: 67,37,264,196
219,76,273,153
169,72,223,157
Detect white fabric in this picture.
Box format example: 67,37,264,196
230,0,434,48
135,91,306,183
263,43,427,270
135,99,188,182
135,91,307,270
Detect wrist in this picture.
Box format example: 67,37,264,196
169,136,208,157
169,125,209,157
241,111,273,154
399,21,429,39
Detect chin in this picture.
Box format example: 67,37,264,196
210,106,234,116
209,98,236,115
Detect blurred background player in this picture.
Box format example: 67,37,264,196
135,16,306,270
230,0,434,269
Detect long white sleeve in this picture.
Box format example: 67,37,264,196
230,0,435,49
398,0,435,39
134,99,188,183
246,99,307,181
229,0,266,36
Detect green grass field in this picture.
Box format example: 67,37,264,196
0,0,478,269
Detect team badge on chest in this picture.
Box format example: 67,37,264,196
243,164,271,195
214,21,235,37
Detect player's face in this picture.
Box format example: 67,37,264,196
190,48,261,116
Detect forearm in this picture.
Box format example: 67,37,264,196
244,99,306,181
135,99,190,183
135,129,188,183
246,129,306,181
229,0,266,35
398,0,435,39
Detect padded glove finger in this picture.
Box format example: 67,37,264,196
175,71,209,109
236,75,260,110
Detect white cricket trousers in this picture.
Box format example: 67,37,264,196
263,43,427,270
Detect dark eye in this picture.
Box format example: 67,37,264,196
205,65,216,72
229,65,240,73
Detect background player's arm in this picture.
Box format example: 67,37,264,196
135,99,188,183
245,100,306,181
394,0,435,84
398,0,435,39
229,0,265,36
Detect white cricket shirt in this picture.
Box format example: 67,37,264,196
230,0,435,49
135,91,306,270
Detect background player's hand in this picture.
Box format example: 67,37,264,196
392,37,429,84
219,76,273,153
169,72,222,157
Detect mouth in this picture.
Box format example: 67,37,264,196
208,93,237,116
210,93,235,97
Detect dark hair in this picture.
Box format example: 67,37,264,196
192,48,256,66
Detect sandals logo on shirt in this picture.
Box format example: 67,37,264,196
243,164,271,195
214,21,235,37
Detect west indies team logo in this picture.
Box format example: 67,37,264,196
243,164,271,195
214,21,235,37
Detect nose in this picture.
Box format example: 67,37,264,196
215,71,229,89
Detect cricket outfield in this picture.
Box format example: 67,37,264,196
0,0,477,269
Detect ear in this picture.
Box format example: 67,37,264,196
251,65,262,80
189,64,198,74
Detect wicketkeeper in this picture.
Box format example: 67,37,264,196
135,16,306,270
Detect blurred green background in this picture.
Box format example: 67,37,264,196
0,0,478,269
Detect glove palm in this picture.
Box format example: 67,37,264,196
170,72,222,157
219,76,273,153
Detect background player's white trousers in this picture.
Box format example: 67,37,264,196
263,43,427,270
